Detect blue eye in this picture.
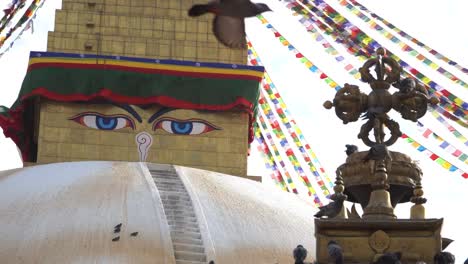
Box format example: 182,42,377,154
153,118,220,135
171,121,193,135
70,112,135,130
96,116,118,130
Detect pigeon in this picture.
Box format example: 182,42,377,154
434,252,455,264
188,0,272,48
442,238,454,250
345,144,358,156
363,144,391,162
114,223,122,233
314,195,347,218
347,203,361,219
394,77,416,94
327,241,344,264
293,245,307,264
375,252,402,264
112,236,120,242
130,232,138,237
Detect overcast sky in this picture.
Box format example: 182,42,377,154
0,0,467,261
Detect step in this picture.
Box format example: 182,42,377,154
168,220,200,229
165,214,198,223
175,260,207,264
154,181,186,188
168,222,200,231
161,199,193,210
160,194,191,201
151,173,178,178
154,182,186,188
149,168,176,173
163,204,194,211
174,251,207,262
153,177,184,183
171,230,202,240
151,172,178,177
161,200,193,207
164,210,196,218
173,242,205,254
173,237,204,246
157,186,187,192
169,225,200,234
158,189,189,195
160,195,192,202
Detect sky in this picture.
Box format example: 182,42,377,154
0,0,467,261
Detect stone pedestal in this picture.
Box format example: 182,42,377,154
315,219,443,264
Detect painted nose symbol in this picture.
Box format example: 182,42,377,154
135,132,153,162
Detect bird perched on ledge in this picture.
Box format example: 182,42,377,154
345,144,358,156
188,0,272,48
314,194,347,218
293,245,307,264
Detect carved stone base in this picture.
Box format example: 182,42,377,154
315,218,443,264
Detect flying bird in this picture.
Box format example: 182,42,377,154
293,245,307,264
327,241,344,264
112,236,120,242
314,195,347,218
130,232,139,237
188,0,272,48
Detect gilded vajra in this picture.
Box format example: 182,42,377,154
324,48,439,147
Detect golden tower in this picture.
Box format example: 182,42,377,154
27,0,258,177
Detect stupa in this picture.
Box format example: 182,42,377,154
0,0,318,263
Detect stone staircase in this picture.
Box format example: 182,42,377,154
149,165,208,264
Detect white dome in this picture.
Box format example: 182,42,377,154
0,162,317,263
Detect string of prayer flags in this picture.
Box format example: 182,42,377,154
255,119,298,194
248,40,334,194
430,110,468,147
253,123,290,192
251,15,467,181
401,134,468,179
416,121,468,165
348,0,468,74
257,96,323,206
0,0,44,52
288,0,468,114
256,14,342,91
338,0,468,89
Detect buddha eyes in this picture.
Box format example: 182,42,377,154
69,113,135,130
153,118,220,135
70,113,220,135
